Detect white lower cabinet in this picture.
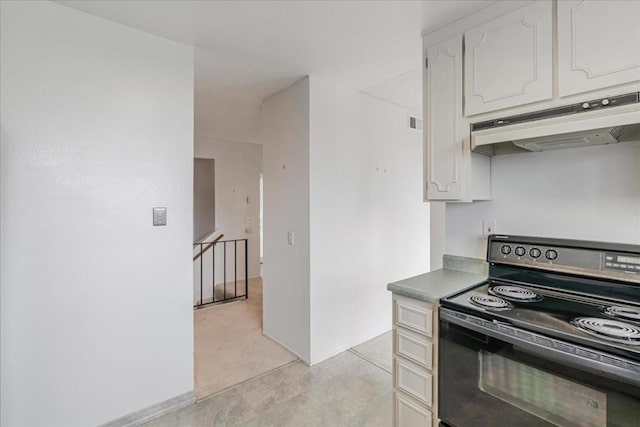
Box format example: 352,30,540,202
392,294,438,427
396,298,434,337
395,391,433,427
396,327,433,369
395,357,433,406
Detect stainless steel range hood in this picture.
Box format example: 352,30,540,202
471,93,640,156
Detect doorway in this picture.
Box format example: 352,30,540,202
192,149,296,399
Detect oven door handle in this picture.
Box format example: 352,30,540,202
440,308,640,386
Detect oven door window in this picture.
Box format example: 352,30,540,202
479,350,605,426
439,319,640,427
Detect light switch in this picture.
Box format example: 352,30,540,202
288,231,294,245
153,207,167,226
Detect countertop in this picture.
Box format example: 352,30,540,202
387,255,488,304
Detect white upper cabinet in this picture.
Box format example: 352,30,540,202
557,1,640,98
425,34,466,201
464,1,553,116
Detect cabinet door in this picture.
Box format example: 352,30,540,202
464,1,552,116
395,357,433,407
425,34,465,201
558,1,640,97
395,392,432,427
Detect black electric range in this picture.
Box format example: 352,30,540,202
438,235,640,427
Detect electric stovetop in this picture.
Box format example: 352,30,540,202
442,280,640,362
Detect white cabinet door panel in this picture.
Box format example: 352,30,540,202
396,327,433,370
425,34,464,200
395,296,434,337
464,1,553,116
395,392,432,427
558,1,640,97
395,358,433,407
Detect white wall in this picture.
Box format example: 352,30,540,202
262,78,312,362
261,76,429,364
445,142,640,258
0,2,194,426
195,137,262,278
308,79,430,363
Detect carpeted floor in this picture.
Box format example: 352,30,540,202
194,277,298,399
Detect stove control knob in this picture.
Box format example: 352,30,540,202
530,248,541,258
601,98,610,106
545,249,558,260
500,245,512,255
515,246,526,257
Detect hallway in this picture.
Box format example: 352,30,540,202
194,277,298,398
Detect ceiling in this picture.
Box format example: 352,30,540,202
56,0,492,141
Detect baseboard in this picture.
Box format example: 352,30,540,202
262,331,311,366
310,341,361,366
99,390,195,427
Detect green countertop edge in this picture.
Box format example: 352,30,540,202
387,255,488,304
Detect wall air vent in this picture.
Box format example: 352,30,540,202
409,116,423,131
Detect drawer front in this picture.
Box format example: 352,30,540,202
395,391,432,427
395,357,433,407
396,327,433,370
395,297,433,337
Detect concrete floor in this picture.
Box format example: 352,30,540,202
145,335,392,426
177,276,393,426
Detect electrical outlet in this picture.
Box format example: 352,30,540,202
288,231,295,245
483,220,496,236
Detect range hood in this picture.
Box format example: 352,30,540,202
471,92,640,156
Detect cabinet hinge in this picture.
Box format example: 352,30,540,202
425,57,429,69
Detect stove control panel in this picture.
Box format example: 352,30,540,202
488,235,640,284
605,253,640,274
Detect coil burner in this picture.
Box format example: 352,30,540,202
571,317,640,345
469,295,512,311
603,306,640,322
489,285,542,302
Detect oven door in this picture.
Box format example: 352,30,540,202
439,308,640,427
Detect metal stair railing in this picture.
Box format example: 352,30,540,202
193,238,249,309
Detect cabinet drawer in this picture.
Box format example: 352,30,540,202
396,327,433,370
395,357,433,407
395,296,433,337
395,391,432,427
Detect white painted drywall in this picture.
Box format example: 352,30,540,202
193,158,216,242
0,2,194,425
445,142,640,258
261,78,311,362
308,78,430,363
193,138,262,304
260,76,429,364
430,202,447,270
